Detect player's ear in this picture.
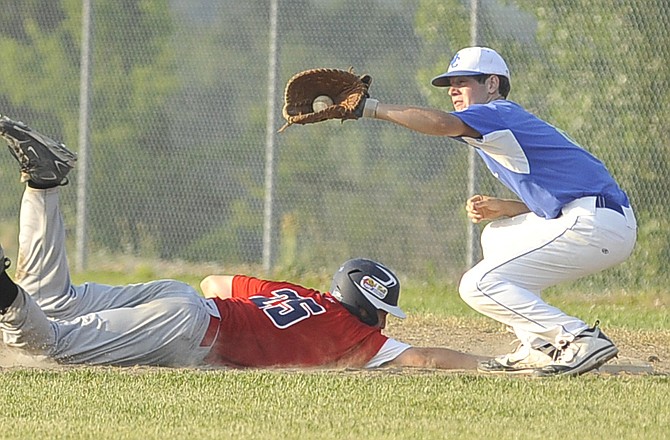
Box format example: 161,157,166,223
357,307,373,322
486,75,500,94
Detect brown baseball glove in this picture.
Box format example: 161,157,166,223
278,67,372,133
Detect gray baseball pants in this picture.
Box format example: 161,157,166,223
0,187,219,366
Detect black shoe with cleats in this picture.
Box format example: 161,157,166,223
0,116,77,188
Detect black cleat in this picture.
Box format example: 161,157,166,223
0,116,77,188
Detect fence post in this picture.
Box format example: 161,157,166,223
76,0,93,273
262,0,280,274
465,0,480,270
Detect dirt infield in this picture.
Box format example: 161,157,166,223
386,316,670,375
1,316,668,374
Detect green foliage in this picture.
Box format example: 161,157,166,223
182,198,263,264
415,0,470,104
87,1,179,256
0,0,182,258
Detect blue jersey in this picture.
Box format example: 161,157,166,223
451,100,629,219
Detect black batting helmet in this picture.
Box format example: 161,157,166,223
329,258,406,326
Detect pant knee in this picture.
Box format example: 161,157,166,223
458,269,481,306
459,267,508,314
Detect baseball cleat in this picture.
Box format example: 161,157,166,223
0,115,77,188
534,321,618,377
478,341,555,375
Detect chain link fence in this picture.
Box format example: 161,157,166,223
0,0,667,288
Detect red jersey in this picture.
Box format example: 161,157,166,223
204,275,389,368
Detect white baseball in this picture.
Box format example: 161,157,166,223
312,95,334,112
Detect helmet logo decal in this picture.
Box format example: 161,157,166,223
360,276,389,300
331,288,343,302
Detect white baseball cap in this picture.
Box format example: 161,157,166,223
431,47,510,87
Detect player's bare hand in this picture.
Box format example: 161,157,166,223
465,195,508,223
466,195,531,223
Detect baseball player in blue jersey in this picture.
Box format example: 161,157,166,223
357,47,637,376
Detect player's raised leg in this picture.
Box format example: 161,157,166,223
0,117,78,318
13,187,76,318
0,115,77,188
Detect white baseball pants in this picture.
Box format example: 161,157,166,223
458,196,637,349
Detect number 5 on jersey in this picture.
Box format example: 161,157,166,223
250,289,326,328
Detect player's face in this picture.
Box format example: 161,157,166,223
447,76,494,111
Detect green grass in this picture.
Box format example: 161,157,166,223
1,369,668,440
0,268,653,439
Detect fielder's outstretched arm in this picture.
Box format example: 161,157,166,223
363,101,481,138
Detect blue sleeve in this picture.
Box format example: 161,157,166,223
451,103,506,137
